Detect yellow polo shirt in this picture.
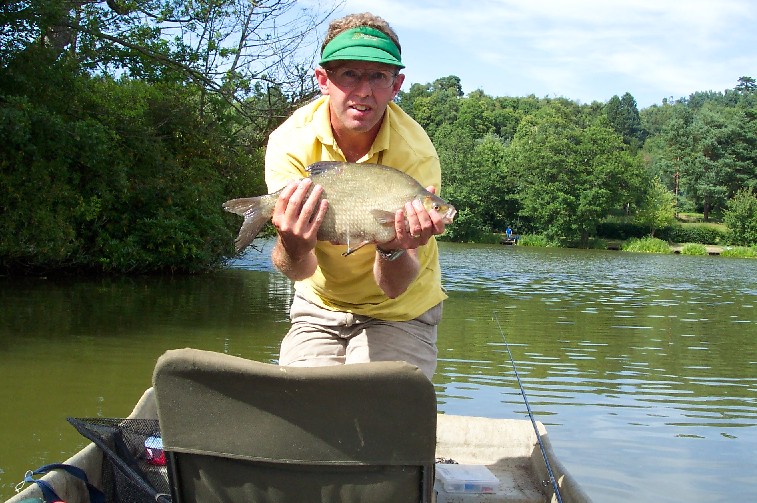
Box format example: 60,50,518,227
264,96,447,321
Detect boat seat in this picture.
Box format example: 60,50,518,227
152,348,437,503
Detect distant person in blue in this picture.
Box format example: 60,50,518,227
506,226,512,239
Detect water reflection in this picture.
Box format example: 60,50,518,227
0,240,755,502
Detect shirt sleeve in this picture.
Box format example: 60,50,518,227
264,132,309,194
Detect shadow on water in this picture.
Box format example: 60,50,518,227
1,239,755,502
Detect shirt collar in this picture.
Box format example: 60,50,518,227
313,97,392,162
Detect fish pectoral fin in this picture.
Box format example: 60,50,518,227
342,240,372,256
370,209,397,227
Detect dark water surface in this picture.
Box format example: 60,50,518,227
1,240,755,502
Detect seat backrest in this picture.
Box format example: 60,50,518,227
152,348,437,503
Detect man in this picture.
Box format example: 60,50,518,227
264,12,447,379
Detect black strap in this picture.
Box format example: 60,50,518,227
23,463,105,503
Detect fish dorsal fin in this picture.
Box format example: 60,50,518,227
307,161,344,177
371,209,396,227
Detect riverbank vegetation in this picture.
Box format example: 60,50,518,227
1,0,328,273
2,1,756,274
397,77,757,252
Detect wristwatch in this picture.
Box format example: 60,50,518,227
376,246,405,261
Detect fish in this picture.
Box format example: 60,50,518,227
223,161,457,254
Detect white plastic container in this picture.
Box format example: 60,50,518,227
434,463,499,494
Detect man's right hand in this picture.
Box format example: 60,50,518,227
270,179,328,280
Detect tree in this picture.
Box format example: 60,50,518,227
643,78,757,221
735,76,756,94
397,75,462,138
0,67,269,273
724,188,757,245
455,90,494,138
508,103,644,246
435,128,516,241
2,0,333,117
635,178,677,236
605,92,645,151
680,103,747,220
0,0,332,273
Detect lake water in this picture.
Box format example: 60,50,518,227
1,240,755,502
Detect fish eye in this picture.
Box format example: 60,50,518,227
433,203,441,211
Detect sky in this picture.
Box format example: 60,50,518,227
310,0,757,109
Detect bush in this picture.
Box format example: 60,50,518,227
720,246,757,259
518,234,559,247
622,237,670,253
440,210,493,242
679,243,707,255
587,238,609,250
724,188,757,246
0,65,265,274
658,224,730,245
596,221,648,240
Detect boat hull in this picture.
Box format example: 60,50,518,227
8,388,590,503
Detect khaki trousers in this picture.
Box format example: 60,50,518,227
279,294,442,379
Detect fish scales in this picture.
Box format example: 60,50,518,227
315,164,421,244
223,161,456,254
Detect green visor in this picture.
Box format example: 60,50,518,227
319,26,404,69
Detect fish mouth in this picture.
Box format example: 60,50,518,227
442,207,457,224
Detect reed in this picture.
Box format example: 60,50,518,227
680,243,707,255
622,237,671,253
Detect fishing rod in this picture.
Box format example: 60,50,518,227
493,312,564,503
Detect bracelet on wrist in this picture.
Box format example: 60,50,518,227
376,246,405,261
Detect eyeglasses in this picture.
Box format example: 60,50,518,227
326,68,399,89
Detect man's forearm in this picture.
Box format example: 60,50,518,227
272,237,318,281
373,248,420,299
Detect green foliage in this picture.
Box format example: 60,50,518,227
586,238,610,250
605,92,646,151
0,0,322,275
435,128,516,241
679,243,707,255
507,102,645,247
622,237,671,253
657,224,730,245
634,177,676,236
720,246,757,258
642,91,757,221
724,187,757,245
397,77,463,139
596,221,649,240
517,234,559,247
0,56,266,274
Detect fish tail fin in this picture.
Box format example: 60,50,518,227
223,196,275,253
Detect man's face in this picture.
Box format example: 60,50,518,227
316,61,405,137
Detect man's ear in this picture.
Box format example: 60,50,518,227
391,72,406,97
315,67,330,95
